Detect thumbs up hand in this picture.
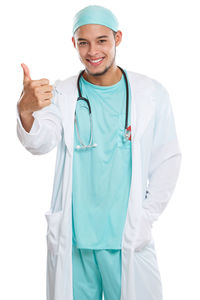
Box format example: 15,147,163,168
18,63,53,115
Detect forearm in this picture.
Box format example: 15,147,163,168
17,102,34,133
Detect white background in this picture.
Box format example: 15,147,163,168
0,0,199,299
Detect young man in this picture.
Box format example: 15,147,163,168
16,5,182,300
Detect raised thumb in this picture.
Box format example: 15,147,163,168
21,63,31,84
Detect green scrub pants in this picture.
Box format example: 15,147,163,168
72,244,122,300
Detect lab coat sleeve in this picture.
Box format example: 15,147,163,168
16,81,63,155
142,83,182,226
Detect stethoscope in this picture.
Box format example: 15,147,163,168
74,66,131,150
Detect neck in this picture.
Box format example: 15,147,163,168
82,64,122,86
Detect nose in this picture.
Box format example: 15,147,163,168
87,43,99,57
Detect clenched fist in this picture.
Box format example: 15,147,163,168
18,63,53,115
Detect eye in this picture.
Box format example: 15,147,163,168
79,42,87,46
98,40,106,43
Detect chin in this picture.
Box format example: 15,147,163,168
86,64,111,77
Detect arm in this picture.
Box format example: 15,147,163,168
143,83,182,225
16,83,63,155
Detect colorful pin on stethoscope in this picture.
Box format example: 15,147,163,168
124,125,132,141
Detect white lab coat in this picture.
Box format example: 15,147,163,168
16,70,182,300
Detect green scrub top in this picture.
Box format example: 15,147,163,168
72,69,132,249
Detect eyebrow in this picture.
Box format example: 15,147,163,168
77,35,109,41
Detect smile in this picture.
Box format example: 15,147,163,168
87,57,104,66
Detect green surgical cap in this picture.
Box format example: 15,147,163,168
72,5,119,35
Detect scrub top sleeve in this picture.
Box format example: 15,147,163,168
16,82,63,155
143,83,182,225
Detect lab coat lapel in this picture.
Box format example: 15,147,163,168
126,71,156,141
56,75,79,155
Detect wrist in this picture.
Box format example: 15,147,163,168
17,102,33,117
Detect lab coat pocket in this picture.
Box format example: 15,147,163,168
134,208,153,252
45,210,63,255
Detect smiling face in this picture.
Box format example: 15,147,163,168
72,24,122,77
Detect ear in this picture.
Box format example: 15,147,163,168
72,36,76,48
115,30,122,47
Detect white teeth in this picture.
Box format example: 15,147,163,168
90,58,103,63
